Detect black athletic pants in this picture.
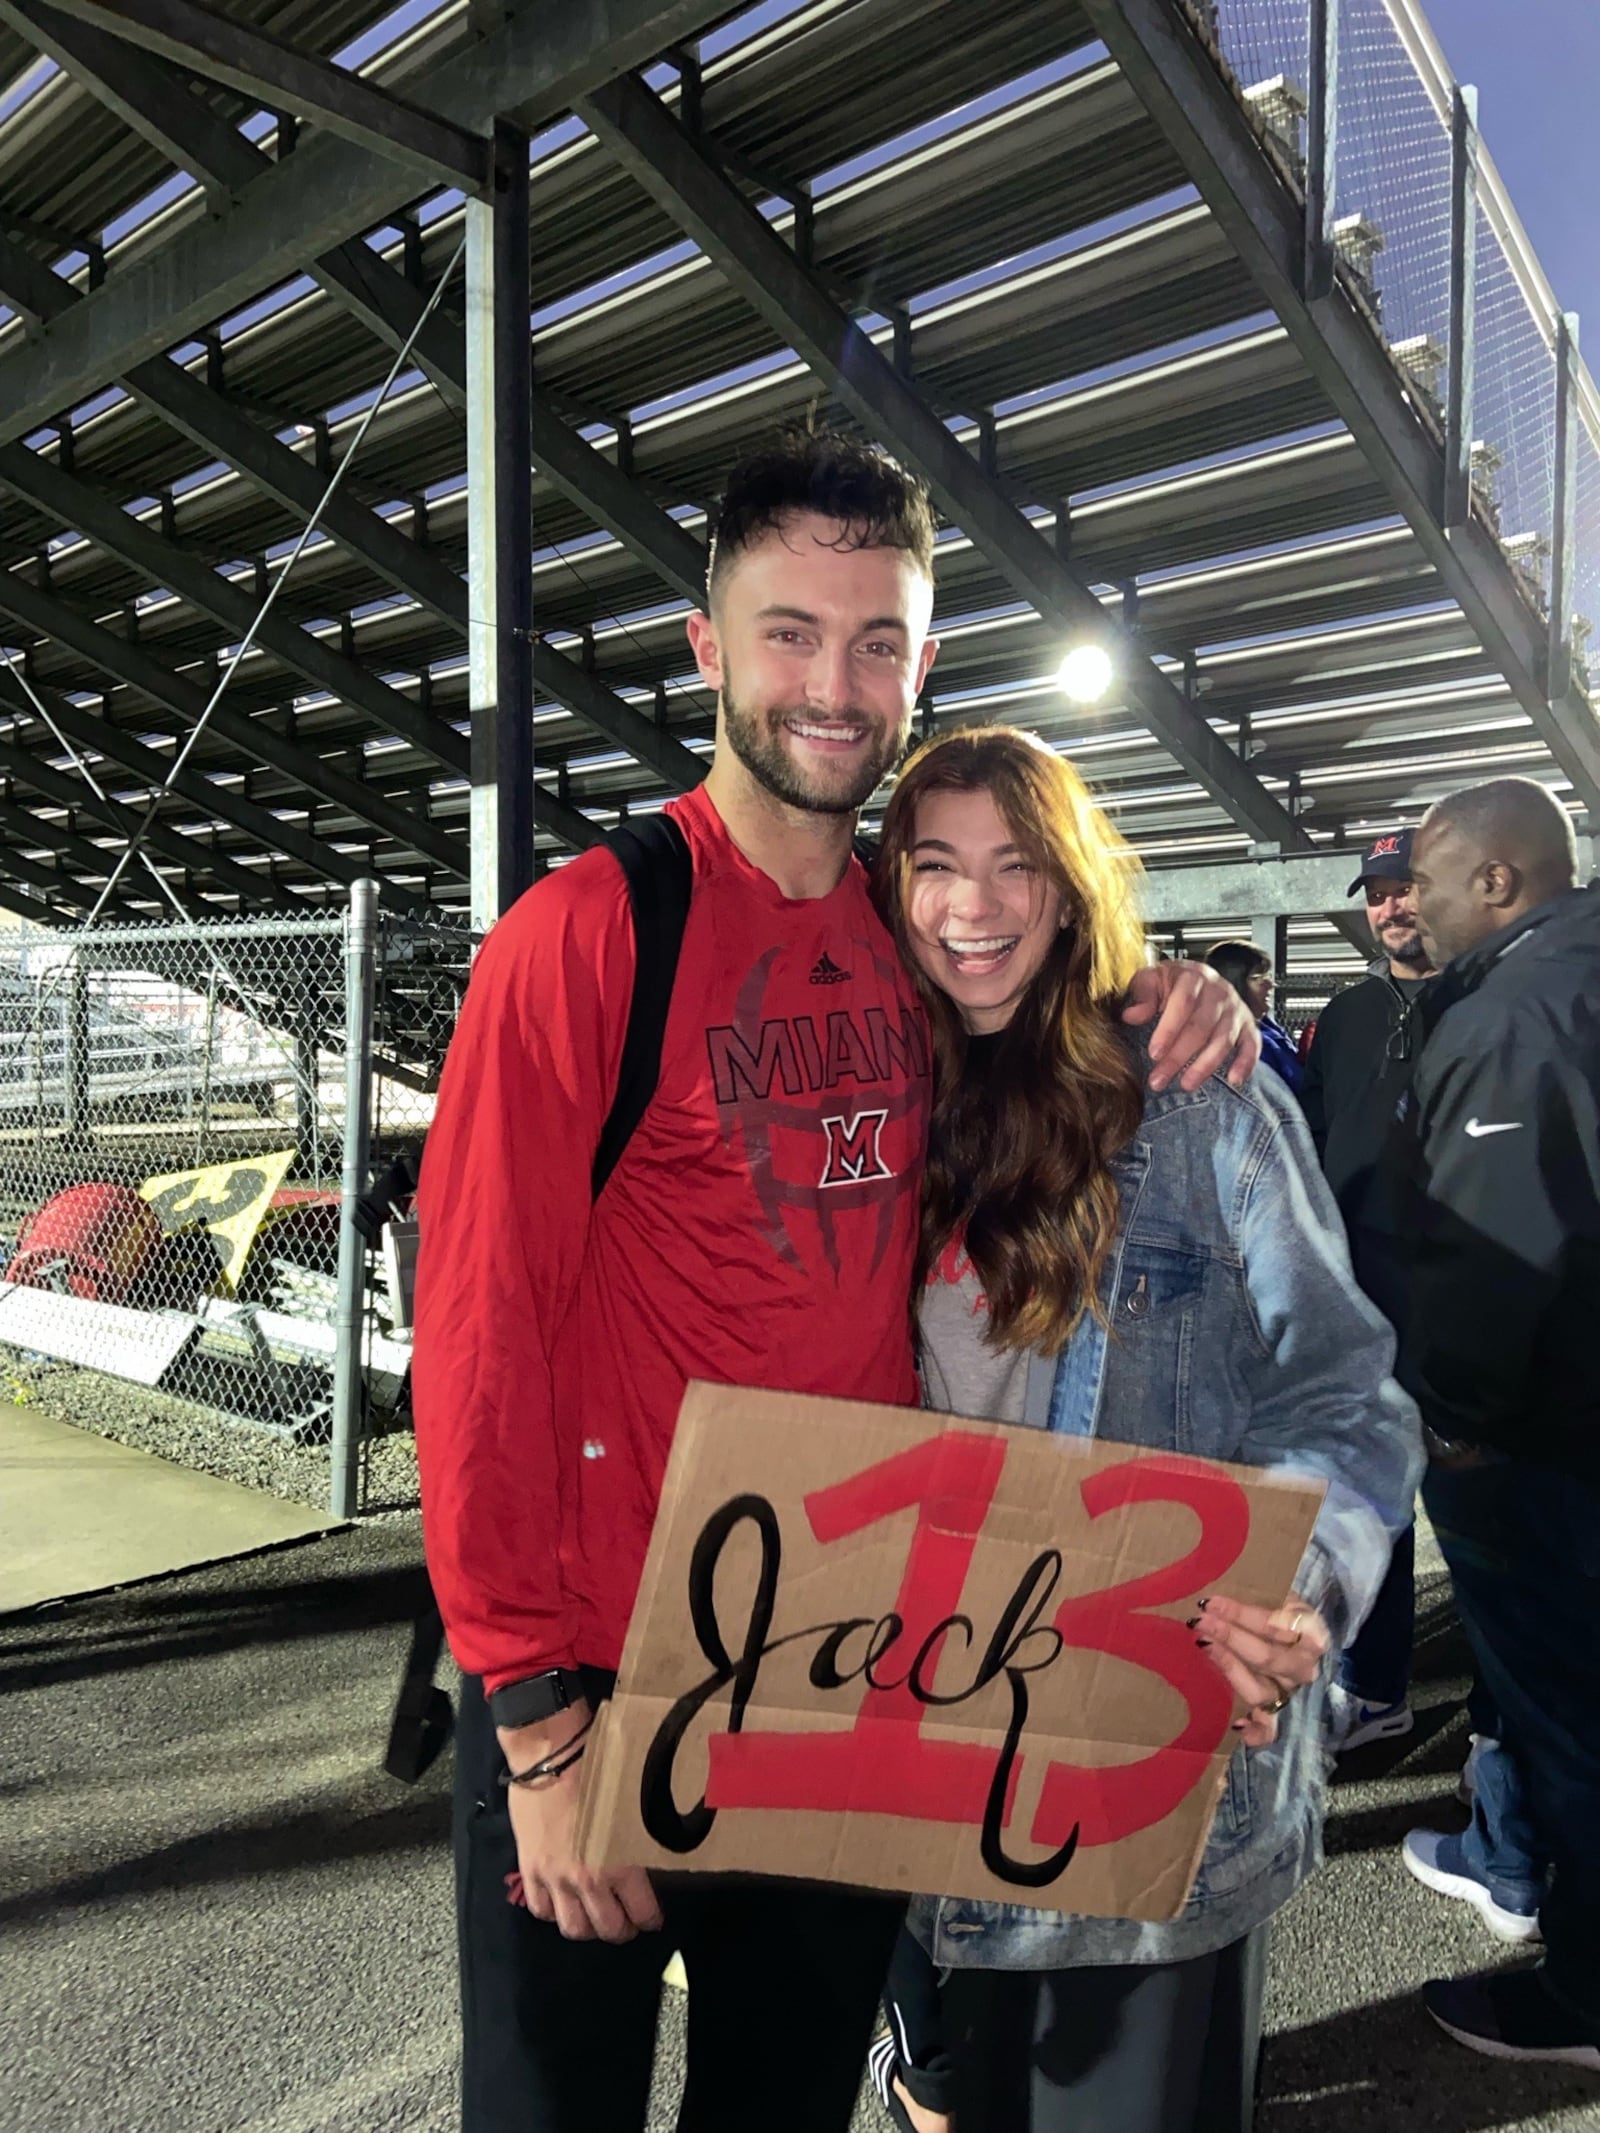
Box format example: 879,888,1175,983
884,1920,1269,2133
454,1674,905,2132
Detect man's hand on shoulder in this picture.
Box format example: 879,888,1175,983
1122,960,1260,1093
499,1706,663,1944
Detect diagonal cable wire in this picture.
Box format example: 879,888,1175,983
76,229,469,931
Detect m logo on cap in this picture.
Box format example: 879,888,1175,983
1371,835,1402,857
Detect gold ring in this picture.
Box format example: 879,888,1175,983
1259,1695,1289,1715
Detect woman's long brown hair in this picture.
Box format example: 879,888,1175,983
876,726,1147,1354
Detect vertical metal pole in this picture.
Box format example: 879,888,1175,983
1251,912,1289,984
295,1019,321,1185
63,953,89,1141
1444,86,1480,528
467,118,535,932
1548,313,1580,702
331,878,378,1520
1303,0,1337,302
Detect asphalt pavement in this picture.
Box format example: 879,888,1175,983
3,1521,1595,2133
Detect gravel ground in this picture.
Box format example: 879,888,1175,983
0,1345,420,1516
3,1505,1596,2130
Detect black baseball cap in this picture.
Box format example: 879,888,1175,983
1347,829,1415,897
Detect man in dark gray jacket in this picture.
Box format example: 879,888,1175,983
1302,831,1436,1753
1397,777,1600,2071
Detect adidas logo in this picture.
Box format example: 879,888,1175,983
809,952,850,985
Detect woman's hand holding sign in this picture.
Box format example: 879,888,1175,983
499,1707,663,1944
1191,1592,1330,1748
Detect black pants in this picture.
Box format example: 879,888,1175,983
1423,1459,1600,2034
884,1921,1269,2133
454,1675,905,2132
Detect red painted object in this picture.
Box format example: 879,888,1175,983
9,1183,163,1304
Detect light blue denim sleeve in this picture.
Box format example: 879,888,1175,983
1223,1074,1425,1646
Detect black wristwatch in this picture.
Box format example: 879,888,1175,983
488,1668,587,1732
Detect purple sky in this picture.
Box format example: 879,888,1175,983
1431,0,1600,336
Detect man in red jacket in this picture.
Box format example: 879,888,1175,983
412,429,1258,2133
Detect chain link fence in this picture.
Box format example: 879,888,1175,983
0,891,473,1511
1196,0,1592,670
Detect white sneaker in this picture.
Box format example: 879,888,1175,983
1402,1828,1543,1944
1327,1683,1415,1754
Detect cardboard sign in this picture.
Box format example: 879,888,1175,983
578,1383,1325,1921
139,1149,295,1292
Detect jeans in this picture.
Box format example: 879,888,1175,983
1422,1458,1600,2032
1336,1521,1414,1708
453,1676,905,2131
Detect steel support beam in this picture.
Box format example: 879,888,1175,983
0,230,470,631
467,120,536,927
0,819,130,915
1083,0,1600,818
528,398,708,607
0,443,470,774
0,726,294,908
0,875,69,926
530,645,706,796
1303,0,1337,302
35,0,489,191
1549,313,1580,704
0,563,467,874
1,668,406,908
577,72,1311,852
0,0,740,443
1443,86,1480,529
1139,848,1364,923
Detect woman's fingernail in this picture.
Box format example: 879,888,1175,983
1196,1597,1211,1611
1231,1720,1249,1732
1194,1637,1212,1650
1184,1615,1201,1629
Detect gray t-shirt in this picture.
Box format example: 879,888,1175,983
918,1236,1030,1423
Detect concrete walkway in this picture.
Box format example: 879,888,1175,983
0,1401,337,1614
1,1522,1594,2133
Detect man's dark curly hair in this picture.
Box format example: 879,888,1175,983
707,425,936,601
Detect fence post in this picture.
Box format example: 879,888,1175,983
1303,0,1337,303
1444,86,1480,529
330,878,378,1519
1549,313,1580,702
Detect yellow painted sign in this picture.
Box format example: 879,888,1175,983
139,1149,295,1293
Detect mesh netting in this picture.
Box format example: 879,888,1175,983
1471,223,1559,604
0,907,471,1484
1331,0,1453,373
1208,0,1311,128
1570,419,1600,695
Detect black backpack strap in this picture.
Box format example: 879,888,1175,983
383,1597,453,1783
591,811,694,1199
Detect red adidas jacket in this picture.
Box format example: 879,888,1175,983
412,785,930,1692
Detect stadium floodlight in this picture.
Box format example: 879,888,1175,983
1056,642,1115,704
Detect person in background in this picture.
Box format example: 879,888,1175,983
1205,939,1303,1096
864,727,1420,2133
1397,778,1600,2070
1300,831,1438,1754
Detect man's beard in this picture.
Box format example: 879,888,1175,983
722,683,906,815
1383,923,1431,969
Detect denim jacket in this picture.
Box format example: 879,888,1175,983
911,1052,1423,1971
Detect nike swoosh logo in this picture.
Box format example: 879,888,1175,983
1464,1119,1524,1138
